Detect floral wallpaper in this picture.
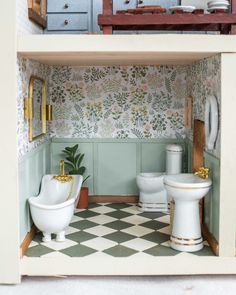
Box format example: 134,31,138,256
17,55,221,160
50,65,187,139
187,55,221,158
17,57,51,159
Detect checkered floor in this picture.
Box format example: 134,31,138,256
25,203,214,258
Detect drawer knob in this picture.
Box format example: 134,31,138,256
64,19,69,25
64,3,69,9
124,0,130,4
138,0,143,4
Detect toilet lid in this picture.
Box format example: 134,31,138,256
166,144,183,152
139,172,165,178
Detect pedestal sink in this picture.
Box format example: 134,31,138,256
164,173,212,252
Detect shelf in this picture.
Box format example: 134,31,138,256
99,0,236,34
98,13,236,34
17,35,236,66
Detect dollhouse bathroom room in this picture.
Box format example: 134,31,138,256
1,0,236,284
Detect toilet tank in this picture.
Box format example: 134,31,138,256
166,144,183,175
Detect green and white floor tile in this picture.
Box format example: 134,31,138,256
25,203,214,258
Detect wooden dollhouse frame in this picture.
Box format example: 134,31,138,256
1,1,236,285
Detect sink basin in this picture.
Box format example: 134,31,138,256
164,173,212,189
164,173,212,202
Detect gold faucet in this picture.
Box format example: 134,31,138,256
60,160,65,176
194,167,210,179
53,160,73,183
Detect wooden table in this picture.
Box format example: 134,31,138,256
98,0,236,34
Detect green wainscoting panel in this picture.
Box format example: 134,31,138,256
18,142,51,242
96,143,138,195
204,151,220,242
141,141,186,173
18,161,30,242
141,143,166,173
51,138,185,196
50,141,94,194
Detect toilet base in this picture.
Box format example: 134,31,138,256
170,235,203,252
138,202,168,212
138,189,168,212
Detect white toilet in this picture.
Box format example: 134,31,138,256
136,144,183,212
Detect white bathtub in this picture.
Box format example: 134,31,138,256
29,174,83,242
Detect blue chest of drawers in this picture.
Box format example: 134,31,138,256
46,0,92,34
45,0,180,34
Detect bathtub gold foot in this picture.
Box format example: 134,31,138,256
42,232,51,243
56,231,65,242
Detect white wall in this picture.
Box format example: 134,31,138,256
16,0,43,35
181,0,208,10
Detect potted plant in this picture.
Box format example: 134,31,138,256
62,144,90,209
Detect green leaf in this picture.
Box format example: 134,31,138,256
77,166,86,175
77,153,84,168
69,170,77,175
64,162,74,170
74,153,81,166
65,147,73,152
62,150,72,156
82,175,90,184
61,144,88,177
72,144,78,155
66,156,76,166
